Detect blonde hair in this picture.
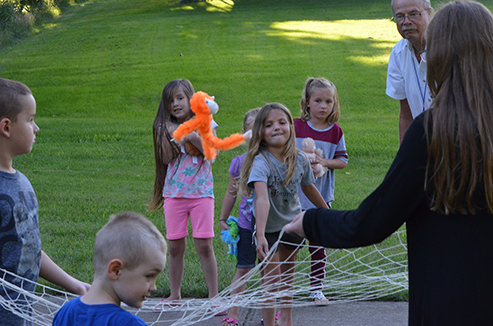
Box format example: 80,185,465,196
93,212,167,275
243,107,261,132
425,0,493,214
300,77,340,124
149,79,195,212
239,103,299,196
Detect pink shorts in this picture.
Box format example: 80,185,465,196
163,197,215,240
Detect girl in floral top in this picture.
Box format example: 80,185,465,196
150,79,220,304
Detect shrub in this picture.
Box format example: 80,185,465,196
0,2,15,29
0,0,73,48
0,1,33,47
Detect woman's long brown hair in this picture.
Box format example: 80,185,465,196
425,1,493,214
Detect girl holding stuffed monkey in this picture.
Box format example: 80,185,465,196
239,103,329,326
294,77,348,305
149,79,221,306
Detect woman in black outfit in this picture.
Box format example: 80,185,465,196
285,1,493,325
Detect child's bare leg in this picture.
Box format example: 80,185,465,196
227,267,251,320
194,237,219,298
168,238,186,300
278,246,298,326
261,252,280,326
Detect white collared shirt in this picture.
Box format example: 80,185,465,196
386,38,433,119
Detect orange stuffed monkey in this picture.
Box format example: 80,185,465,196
172,91,251,161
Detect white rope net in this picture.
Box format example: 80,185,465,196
0,229,408,326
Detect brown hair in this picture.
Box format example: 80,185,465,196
239,103,300,196
425,0,493,214
0,78,32,121
300,77,340,124
149,79,195,212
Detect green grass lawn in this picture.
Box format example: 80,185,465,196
2,0,491,299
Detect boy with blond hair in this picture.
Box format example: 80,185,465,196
0,77,90,326
53,211,167,325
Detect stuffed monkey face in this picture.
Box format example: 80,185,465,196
205,96,218,114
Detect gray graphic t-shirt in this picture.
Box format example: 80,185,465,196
0,169,41,326
248,150,314,232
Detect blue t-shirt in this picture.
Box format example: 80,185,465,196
0,169,41,326
53,297,147,326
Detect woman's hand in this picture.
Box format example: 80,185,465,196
283,211,307,238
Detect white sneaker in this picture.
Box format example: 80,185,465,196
310,291,329,306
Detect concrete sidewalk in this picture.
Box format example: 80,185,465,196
225,302,407,326
241,302,408,326
138,301,408,326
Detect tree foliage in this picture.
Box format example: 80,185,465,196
0,0,77,47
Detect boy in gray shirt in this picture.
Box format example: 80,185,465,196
0,78,90,326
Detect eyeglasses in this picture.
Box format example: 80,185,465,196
392,10,426,23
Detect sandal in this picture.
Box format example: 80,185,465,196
261,311,280,325
310,291,329,306
221,317,239,326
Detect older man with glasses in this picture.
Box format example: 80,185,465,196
386,0,433,144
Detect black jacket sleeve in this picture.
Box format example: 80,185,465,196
303,114,429,248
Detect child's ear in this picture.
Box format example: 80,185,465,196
107,259,124,280
0,118,11,138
